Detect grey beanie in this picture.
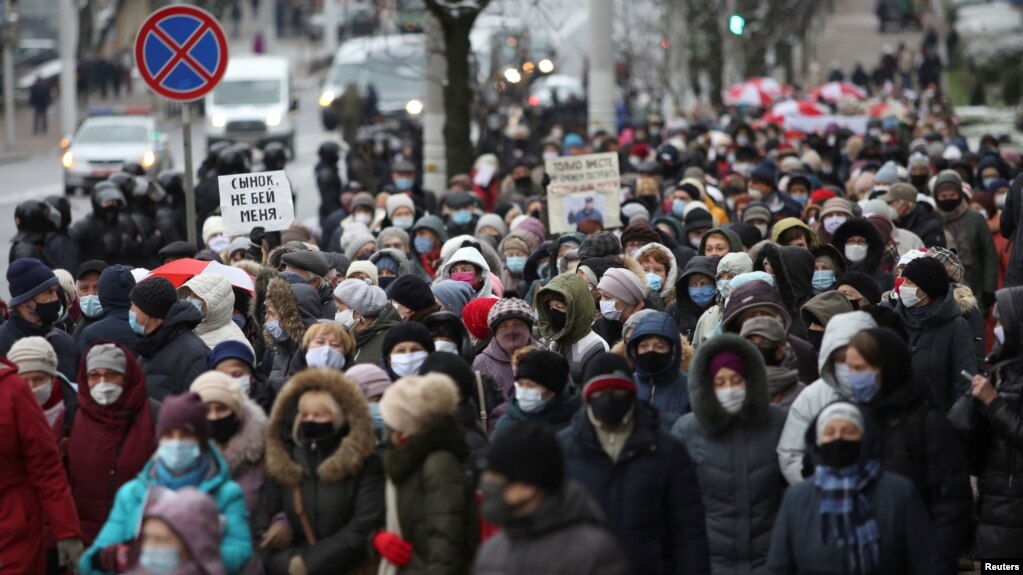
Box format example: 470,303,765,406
334,279,389,317
873,160,900,185
377,227,410,250
344,229,377,260
815,402,865,446
8,336,58,376
86,343,128,374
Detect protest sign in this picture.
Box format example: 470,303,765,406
544,152,622,234
218,171,295,236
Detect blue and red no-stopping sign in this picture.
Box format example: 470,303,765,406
134,5,228,101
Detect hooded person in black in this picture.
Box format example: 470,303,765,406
69,184,141,264
667,256,720,342
753,244,815,339
43,195,80,272
831,218,896,291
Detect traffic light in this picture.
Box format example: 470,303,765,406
729,14,745,36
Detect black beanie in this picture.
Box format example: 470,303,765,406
515,350,569,395
836,271,882,305
902,257,950,300
382,321,436,358
420,352,474,401
388,275,437,312
484,422,564,492
582,352,633,383
129,277,178,319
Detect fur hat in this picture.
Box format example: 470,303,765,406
379,373,459,434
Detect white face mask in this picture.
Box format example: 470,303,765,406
33,381,53,405
335,310,357,330
355,213,372,225
542,150,558,161
515,383,546,413
208,235,230,253
715,386,746,415
390,350,429,377
392,216,414,230
91,381,123,406
689,236,703,248
234,375,251,396
996,193,1007,208
900,286,922,308
717,280,732,299
435,339,459,354
834,362,852,391
823,215,847,235
599,299,622,321
306,346,346,370
844,244,868,263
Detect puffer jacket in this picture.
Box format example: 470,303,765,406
352,305,401,366
673,334,787,575
777,311,877,485
257,369,384,574
831,217,896,291
79,265,138,354
753,244,815,339
437,246,493,298
217,400,268,515
136,301,209,400
264,278,322,391
491,384,583,441
538,273,609,383
635,242,680,302
628,312,691,429
667,256,720,342
183,273,253,353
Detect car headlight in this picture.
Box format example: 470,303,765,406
62,151,74,169
504,68,522,84
266,112,282,127
406,99,424,115
319,90,335,107
538,59,555,74
210,114,227,128
141,150,157,168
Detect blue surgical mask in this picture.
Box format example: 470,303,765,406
717,279,732,299
129,310,145,335
790,194,808,206
185,296,205,318
812,270,836,292
983,177,998,191
848,370,880,404
266,319,287,342
138,545,182,574
645,272,663,293
395,177,414,191
80,295,103,318
452,209,473,225
515,383,546,413
393,216,414,229
506,256,527,274
671,198,687,217
689,285,716,307
368,401,384,433
157,439,201,473
414,236,435,254
305,346,346,370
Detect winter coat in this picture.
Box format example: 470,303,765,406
472,481,632,575
471,334,542,398
667,256,719,341
381,416,476,574
492,384,582,441
63,343,157,544
559,401,711,575
898,201,946,249
895,290,977,411
673,334,787,575
635,242,680,302
0,359,80,574
692,304,722,349
10,230,51,266
538,273,609,383
777,311,877,485
1003,175,1023,287
184,273,254,353
628,313,691,429
79,265,138,354
257,369,384,575
831,218,895,291
122,486,224,575
264,278,322,391
69,212,141,266
217,400,268,515
438,246,493,298
352,305,401,366
136,301,209,400
753,244,815,339
80,446,252,575
409,215,449,277
945,205,999,304
0,314,80,384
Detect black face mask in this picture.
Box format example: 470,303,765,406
96,206,120,225
34,300,62,325
636,351,673,374
937,198,962,212
210,414,241,444
910,174,929,190
529,209,542,220
758,345,783,367
818,439,861,469
378,276,396,290
547,309,567,332
514,175,533,189
479,480,523,525
300,421,336,442
807,330,824,353
589,393,634,425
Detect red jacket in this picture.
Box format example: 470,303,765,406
0,357,80,574
63,341,156,544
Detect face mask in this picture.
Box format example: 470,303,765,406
335,310,357,330
672,198,687,217
717,279,732,299
451,271,476,286
834,362,853,392
636,350,673,374
266,319,287,342
790,194,808,206
900,286,922,308
515,383,546,413
232,314,246,330
937,198,961,212
588,393,634,425
393,216,414,230
395,177,414,191
547,308,567,332
689,285,717,307
480,479,522,525
451,209,474,226
300,420,336,441
628,156,641,168
757,343,783,367
91,381,123,406
736,134,751,147
158,439,201,472
209,235,230,252
34,300,62,324
715,386,746,415
209,414,241,444
983,177,997,191
414,236,435,253
823,215,846,235
645,272,663,293
844,244,868,263
306,346,346,370
354,213,372,225
807,329,824,352
754,223,769,238
378,276,395,290
514,175,533,188
748,189,764,200
542,150,559,161
994,324,1005,345
80,295,103,319
234,375,251,396
506,256,527,274
129,310,146,334
689,236,703,248
390,350,429,377
812,270,836,292
996,193,1007,208
496,325,531,353
435,339,459,354
32,381,53,404
848,370,880,404
185,297,205,318
138,545,182,574
599,299,622,322
818,439,861,469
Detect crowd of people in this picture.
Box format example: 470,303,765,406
5,85,1023,575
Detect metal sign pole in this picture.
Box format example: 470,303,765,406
182,102,198,246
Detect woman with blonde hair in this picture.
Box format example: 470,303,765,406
301,321,356,371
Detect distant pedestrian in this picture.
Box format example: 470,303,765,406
29,78,52,135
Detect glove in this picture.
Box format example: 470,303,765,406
250,226,267,248
57,538,84,570
265,230,282,250
260,520,293,550
373,531,413,567
93,543,130,573
288,555,308,575
983,292,996,311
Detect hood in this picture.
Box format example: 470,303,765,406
831,218,886,274
537,272,597,344
265,368,376,485
183,273,235,334
953,284,978,315
219,400,267,472
674,255,720,315
441,235,504,276
162,300,204,331
634,242,678,298
688,333,770,436
755,243,815,314
503,481,608,540
717,252,753,277
811,244,848,278
804,400,881,469
627,312,682,378
698,226,744,254
370,247,413,278
409,215,449,255
995,286,1023,360
264,276,320,347
652,216,685,244
142,489,225,575
721,279,791,333
817,311,877,390
770,217,818,248
77,340,147,413
98,265,136,312
438,246,493,297
549,232,585,260
800,291,855,330
250,264,280,330
863,328,917,411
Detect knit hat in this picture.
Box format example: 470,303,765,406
86,343,127,374
157,392,210,446
388,275,436,311
226,236,249,256
386,193,415,218
933,170,964,196
202,216,224,243
432,280,475,316
8,336,58,376
878,183,917,205
475,213,508,237
345,364,392,399
76,259,109,281
499,234,530,256
819,197,854,219
902,256,950,300
54,269,76,304
484,422,564,492
382,321,436,358
622,309,659,337
487,297,534,331
598,268,646,306
207,340,256,372
130,277,178,319
684,208,714,232
345,261,378,286
512,217,546,248
742,204,772,224
739,316,787,344
515,350,569,395
377,227,410,250
836,271,883,305
7,258,59,307
620,202,651,223
873,160,899,186
815,401,864,446
282,250,329,277
350,192,376,212
334,279,389,317
620,221,661,247
926,246,965,284
908,152,930,169
190,371,246,417
344,230,378,261
577,231,622,259
709,351,746,378
379,373,459,434
582,353,637,398
462,297,499,340
280,223,313,245
750,161,776,185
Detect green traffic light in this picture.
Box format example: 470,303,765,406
729,14,745,36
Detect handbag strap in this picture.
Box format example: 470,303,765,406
291,486,317,545
474,371,488,428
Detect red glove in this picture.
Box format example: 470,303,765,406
93,543,130,573
373,531,413,566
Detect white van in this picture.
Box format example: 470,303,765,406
205,56,297,153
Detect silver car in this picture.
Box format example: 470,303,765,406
62,113,172,195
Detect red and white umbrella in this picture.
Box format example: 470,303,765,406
809,81,868,103
755,99,828,127
868,100,907,118
144,259,256,294
723,77,792,107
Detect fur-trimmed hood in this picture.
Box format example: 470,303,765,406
264,368,376,486
634,242,678,299
831,217,886,275
251,264,280,330
953,284,978,315
219,400,267,472
263,276,320,348
687,333,770,436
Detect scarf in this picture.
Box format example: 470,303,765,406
943,201,975,267
813,459,883,575
765,365,800,400
154,451,212,491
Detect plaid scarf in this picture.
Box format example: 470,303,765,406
813,459,883,575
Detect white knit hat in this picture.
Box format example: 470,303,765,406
202,216,224,243
8,336,58,376
190,371,246,417
379,373,459,434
